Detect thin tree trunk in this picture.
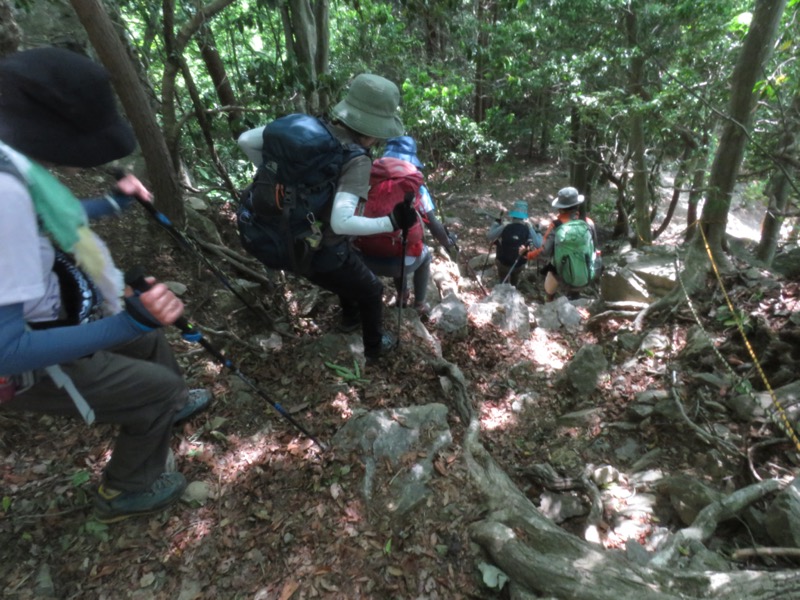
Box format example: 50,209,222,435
694,0,788,266
70,0,185,223
626,1,652,246
756,93,800,264
0,0,21,57
196,21,244,139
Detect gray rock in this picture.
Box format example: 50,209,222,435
428,292,468,337
766,477,800,547
331,404,453,518
539,491,587,523
679,326,717,362
560,344,607,395
468,284,530,339
658,474,722,525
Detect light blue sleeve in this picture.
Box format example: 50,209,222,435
80,193,135,220
418,185,435,213
0,302,145,374
529,225,543,248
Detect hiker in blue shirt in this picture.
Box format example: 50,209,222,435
357,136,457,316
0,48,210,523
486,200,542,287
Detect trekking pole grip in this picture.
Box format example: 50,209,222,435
124,266,200,341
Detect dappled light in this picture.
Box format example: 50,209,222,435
3,0,799,597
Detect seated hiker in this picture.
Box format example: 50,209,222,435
355,136,457,317
522,187,601,301
487,200,542,287
236,74,415,362
0,47,211,523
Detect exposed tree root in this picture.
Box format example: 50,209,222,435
433,355,800,599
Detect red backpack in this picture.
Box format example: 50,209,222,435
353,157,425,258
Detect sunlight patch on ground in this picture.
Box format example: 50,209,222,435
525,328,568,371
331,390,355,419
480,401,518,431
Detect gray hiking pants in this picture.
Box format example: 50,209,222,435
2,331,187,492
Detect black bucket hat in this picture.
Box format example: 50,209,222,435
0,47,136,167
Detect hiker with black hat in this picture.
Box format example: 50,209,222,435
0,47,211,522
522,187,601,301
356,135,457,316
487,200,543,287
237,74,415,361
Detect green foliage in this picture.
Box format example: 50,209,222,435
71,470,91,487
82,519,110,542
325,361,369,385
401,72,506,170
714,305,752,333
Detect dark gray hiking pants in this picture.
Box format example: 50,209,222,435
2,331,187,492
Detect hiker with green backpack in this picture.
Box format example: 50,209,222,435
522,187,601,301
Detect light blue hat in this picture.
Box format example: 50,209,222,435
509,200,528,220
383,135,424,169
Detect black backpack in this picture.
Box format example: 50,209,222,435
495,222,531,266
237,114,365,274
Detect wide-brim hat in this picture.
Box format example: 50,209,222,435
0,47,136,168
552,186,585,210
331,74,404,140
383,135,423,168
509,200,528,219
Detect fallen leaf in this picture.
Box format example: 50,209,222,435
279,579,300,600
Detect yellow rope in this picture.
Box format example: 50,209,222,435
696,223,800,452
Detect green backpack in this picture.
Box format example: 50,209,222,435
553,219,595,288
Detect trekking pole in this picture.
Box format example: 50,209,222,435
479,210,504,289
396,192,414,346
501,251,525,285
125,267,329,452
128,194,272,326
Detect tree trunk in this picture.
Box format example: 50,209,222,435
652,137,695,240
196,22,245,139
0,0,21,57
756,93,800,264
69,0,185,223
685,129,710,243
694,0,788,267
626,1,652,247
279,0,330,114
313,0,330,110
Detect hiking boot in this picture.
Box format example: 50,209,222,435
545,293,557,303
337,316,361,334
413,302,430,318
93,472,187,523
173,389,212,425
398,289,411,308
365,332,398,363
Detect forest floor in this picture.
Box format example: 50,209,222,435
1,157,799,600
